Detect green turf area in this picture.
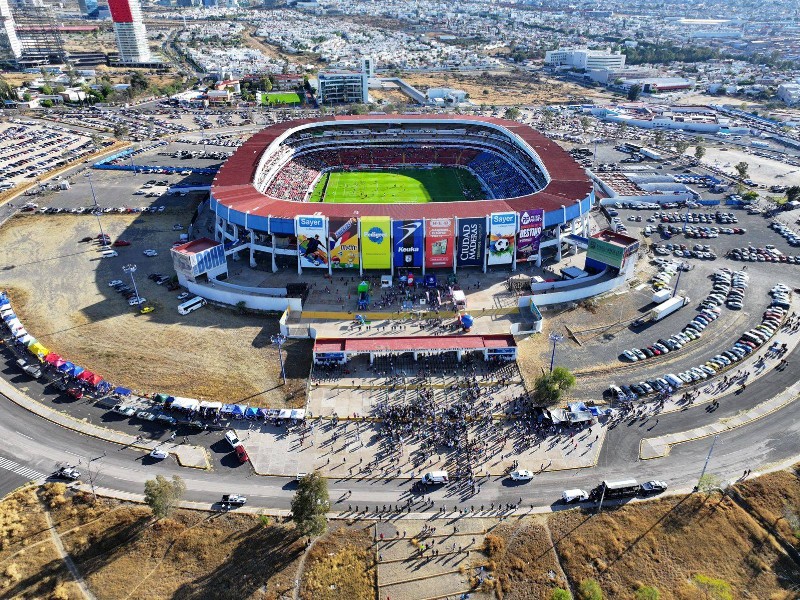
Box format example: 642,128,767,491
312,168,485,204
262,92,302,105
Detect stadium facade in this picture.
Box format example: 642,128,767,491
206,115,594,277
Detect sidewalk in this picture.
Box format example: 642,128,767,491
0,378,210,470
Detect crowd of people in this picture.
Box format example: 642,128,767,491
468,151,536,198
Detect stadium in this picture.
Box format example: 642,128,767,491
207,115,594,275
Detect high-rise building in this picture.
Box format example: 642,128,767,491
108,0,151,63
13,4,67,65
317,58,373,104
0,0,23,63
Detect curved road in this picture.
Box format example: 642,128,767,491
1,343,798,511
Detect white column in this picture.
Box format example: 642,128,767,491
231,224,240,261
457,350,463,362
370,352,374,365
249,229,256,268
271,234,278,273
556,227,563,262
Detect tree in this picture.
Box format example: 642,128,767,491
734,161,749,179
533,366,576,407
694,145,706,160
634,586,660,600
577,579,603,600
113,124,129,139
291,471,329,537
786,186,800,204
652,129,665,147
692,574,732,600
579,116,591,133
675,140,690,155
129,71,149,96
627,83,642,101
504,106,521,120
144,475,185,519
551,589,573,600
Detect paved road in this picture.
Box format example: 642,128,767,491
1,351,798,510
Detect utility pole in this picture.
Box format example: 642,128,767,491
548,332,563,373
83,452,105,502
694,434,718,492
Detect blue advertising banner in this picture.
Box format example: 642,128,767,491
296,215,328,268
457,217,486,267
392,219,424,268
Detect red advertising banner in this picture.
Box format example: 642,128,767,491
425,217,455,268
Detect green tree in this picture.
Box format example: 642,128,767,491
129,71,149,96
291,471,329,537
652,129,665,147
113,123,129,138
579,116,591,133
41,84,53,95
675,140,690,155
627,83,642,101
534,366,576,407
577,579,603,600
692,574,732,600
734,161,749,179
696,473,721,494
504,106,521,120
786,186,800,204
551,588,573,600
694,145,706,160
634,586,660,600
0,76,14,100
144,475,186,519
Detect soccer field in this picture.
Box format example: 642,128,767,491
310,168,485,204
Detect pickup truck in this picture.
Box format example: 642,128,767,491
54,466,81,480
220,494,247,508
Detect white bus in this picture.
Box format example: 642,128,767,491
177,296,207,315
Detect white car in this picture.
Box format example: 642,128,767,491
143,249,158,257
622,350,639,362
177,292,190,300
562,489,589,503
641,480,668,494
510,469,534,481
128,297,147,306
149,448,168,460
108,280,123,287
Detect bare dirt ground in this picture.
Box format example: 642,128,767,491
0,213,309,406
368,88,416,105
694,145,800,187
549,491,800,599
399,71,613,106
736,465,800,551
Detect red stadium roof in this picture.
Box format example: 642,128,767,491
314,334,515,354
212,115,592,220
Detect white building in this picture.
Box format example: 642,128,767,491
777,83,800,107
545,47,626,71
426,87,468,105
0,0,23,61
108,0,151,63
318,59,372,104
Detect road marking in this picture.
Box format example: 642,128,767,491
64,450,82,458
15,432,34,441
0,456,45,481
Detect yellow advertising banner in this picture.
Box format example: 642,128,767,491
359,216,391,269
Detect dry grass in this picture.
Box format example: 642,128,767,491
475,520,567,600
0,486,82,599
399,72,612,106
56,500,304,600
548,493,800,600
300,523,376,600
736,466,800,550
0,213,309,406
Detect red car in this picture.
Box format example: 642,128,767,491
112,240,131,247
235,445,249,464
96,233,110,240
67,387,84,400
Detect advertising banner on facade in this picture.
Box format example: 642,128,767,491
328,217,359,269
425,217,455,269
587,237,624,269
516,209,544,262
392,219,424,268
360,216,391,269
296,215,328,268
488,212,517,265
456,217,486,267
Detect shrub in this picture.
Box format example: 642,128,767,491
577,579,603,600
692,574,732,600
634,585,660,600
483,533,506,558
552,588,573,600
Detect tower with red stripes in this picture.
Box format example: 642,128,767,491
108,0,150,63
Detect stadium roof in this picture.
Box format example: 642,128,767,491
313,334,515,354
212,115,592,220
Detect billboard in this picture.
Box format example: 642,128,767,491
192,244,226,276
328,217,359,269
392,219,424,269
488,212,517,266
588,237,625,269
425,217,455,269
296,215,328,268
516,209,544,262
360,216,391,269
457,217,486,267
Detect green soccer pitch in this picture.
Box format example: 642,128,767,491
309,168,485,204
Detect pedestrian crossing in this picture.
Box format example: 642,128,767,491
0,456,45,481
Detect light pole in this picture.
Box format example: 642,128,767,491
271,333,287,385
694,434,718,492
85,171,107,247
123,264,141,306
548,332,563,373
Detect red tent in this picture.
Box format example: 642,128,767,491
77,370,94,382
45,353,65,367
88,373,104,387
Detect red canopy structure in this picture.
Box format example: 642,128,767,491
87,373,104,387
45,353,65,367
77,370,94,382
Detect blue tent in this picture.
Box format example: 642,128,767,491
69,365,85,378
231,404,246,416
245,406,258,419
2,313,15,321
221,403,235,414
114,386,132,396
58,361,75,373
460,314,474,329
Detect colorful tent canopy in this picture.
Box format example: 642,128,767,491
77,370,94,382
17,334,33,344
114,386,131,396
25,337,38,347
29,342,49,356
231,404,245,416
70,365,85,377
58,361,76,373
87,373,104,387
45,353,64,365
244,406,258,418
154,393,171,403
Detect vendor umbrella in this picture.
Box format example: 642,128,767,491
45,353,63,365
25,337,37,347
70,365,85,378
58,361,76,373
77,370,94,382
29,342,48,357
88,373,103,387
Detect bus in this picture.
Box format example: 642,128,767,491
177,296,207,315
591,479,640,500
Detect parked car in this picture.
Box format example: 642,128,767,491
53,466,81,480
510,469,534,481
149,448,168,460
235,445,249,464
112,240,131,247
